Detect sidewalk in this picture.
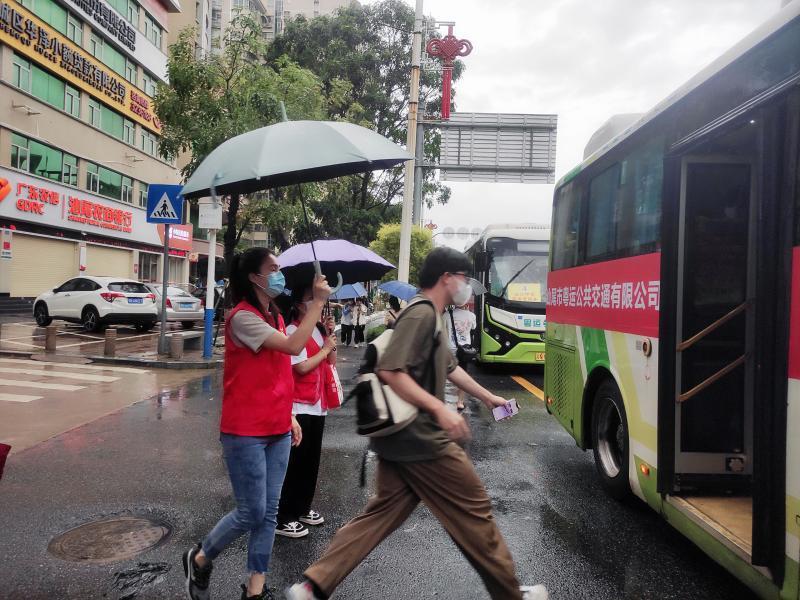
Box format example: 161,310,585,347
0,320,223,369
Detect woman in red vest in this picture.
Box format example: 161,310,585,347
276,284,341,538
182,247,330,600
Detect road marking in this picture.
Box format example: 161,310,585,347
0,367,119,383
511,376,545,402
0,379,85,391
0,392,43,402
0,358,149,375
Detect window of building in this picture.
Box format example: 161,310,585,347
123,119,136,145
31,63,65,108
551,181,582,271
93,165,123,200
125,59,137,84
88,98,102,127
12,54,31,92
141,71,156,96
25,0,67,34
101,105,124,139
64,84,80,118
11,134,30,171
127,0,139,26
121,176,134,204
18,0,33,8
140,129,158,156
62,153,78,186
66,13,82,45
89,32,103,59
143,12,162,48
103,43,126,77
86,163,100,192
138,252,159,282
138,182,148,208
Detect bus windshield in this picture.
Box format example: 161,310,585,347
487,238,549,304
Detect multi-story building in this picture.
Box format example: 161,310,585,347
0,0,193,301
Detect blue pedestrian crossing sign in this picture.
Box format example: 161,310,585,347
146,184,184,224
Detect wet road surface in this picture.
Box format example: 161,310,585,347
0,346,756,599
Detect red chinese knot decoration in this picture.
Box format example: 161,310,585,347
425,26,473,120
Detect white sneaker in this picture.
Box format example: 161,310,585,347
298,510,324,526
285,581,321,600
275,521,309,538
521,585,549,600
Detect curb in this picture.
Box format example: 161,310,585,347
0,350,223,370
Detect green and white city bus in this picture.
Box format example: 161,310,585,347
545,4,800,598
465,223,549,365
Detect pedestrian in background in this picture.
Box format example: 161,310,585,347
340,300,354,347
352,298,367,347
286,246,548,600
384,295,402,329
446,297,477,411
276,284,341,539
182,247,331,600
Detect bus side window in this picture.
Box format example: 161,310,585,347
552,182,581,270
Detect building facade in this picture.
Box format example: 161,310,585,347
0,0,190,300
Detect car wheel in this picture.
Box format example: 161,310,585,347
180,321,195,330
82,307,102,333
135,323,155,333
34,302,53,327
591,379,632,500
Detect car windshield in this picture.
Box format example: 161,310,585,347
487,238,549,304
167,287,193,297
108,282,150,294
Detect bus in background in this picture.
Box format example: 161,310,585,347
545,4,799,599
465,224,549,365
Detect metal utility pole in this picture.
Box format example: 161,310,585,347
397,0,424,283
412,118,425,226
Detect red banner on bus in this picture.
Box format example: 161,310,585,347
547,252,661,338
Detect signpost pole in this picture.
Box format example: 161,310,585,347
203,228,216,359
158,224,170,354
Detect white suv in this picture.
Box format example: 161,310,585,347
33,276,159,333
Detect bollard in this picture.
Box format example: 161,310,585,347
169,334,184,360
104,328,117,357
45,325,58,352
0,322,3,342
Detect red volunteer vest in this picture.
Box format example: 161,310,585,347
291,322,341,411
221,301,293,436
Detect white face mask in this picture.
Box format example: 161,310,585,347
451,277,471,307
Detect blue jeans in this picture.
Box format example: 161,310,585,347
202,432,292,573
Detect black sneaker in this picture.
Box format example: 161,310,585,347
275,521,309,538
241,583,277,600
182,543,213,600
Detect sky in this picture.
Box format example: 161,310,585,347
363,0,780,249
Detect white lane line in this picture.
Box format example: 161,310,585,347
0,367,119,383
1,335,46,341
0,358,149,375
56,340,105,348
0,392,43,402
0,379,85,391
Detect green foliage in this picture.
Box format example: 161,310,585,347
368,224,433,286
367,325,386,342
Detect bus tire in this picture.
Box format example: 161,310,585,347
591,379,631,500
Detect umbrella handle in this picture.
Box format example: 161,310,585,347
314,260,343,295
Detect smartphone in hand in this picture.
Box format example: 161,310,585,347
492,399,520,422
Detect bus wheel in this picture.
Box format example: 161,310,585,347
591,380,631,500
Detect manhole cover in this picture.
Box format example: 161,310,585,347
48,516,171,564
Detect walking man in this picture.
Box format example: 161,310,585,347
286,247,548,600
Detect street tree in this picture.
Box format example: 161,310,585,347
267,0,463,242
154,16,342,273
369,223,433,286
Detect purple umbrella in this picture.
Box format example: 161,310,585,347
279,240,394,289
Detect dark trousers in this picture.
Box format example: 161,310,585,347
278,414,326,523
341,324,353,345
354,325,366,345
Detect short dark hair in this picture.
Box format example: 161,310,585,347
418,247,472,289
